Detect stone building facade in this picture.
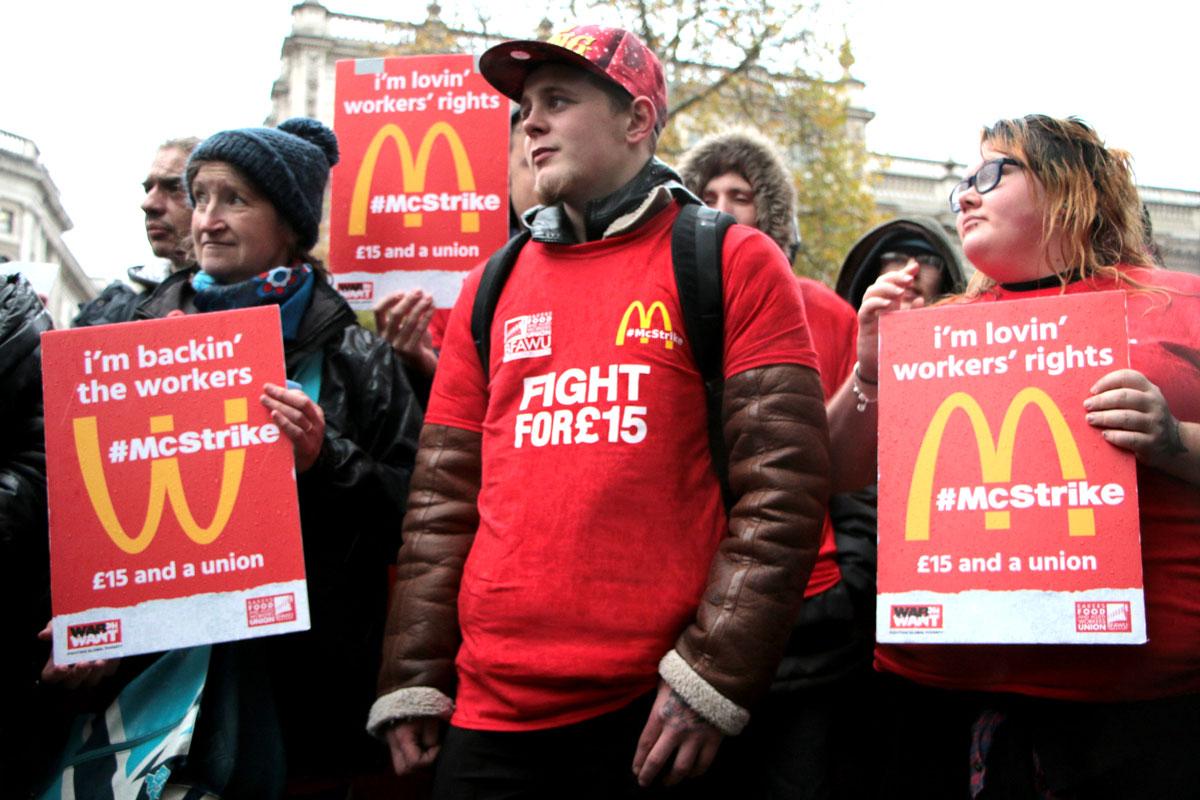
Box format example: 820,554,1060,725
0,128,96,327
268,1,1200,276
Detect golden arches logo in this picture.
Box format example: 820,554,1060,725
546,30,595,56
73,399,248,555
906,388,1094,541
616,301,675,349
349,122,478,235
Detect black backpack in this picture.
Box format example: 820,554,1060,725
469,202,736,508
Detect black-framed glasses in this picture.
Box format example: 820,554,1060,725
949,157,1023,213
879,251,944,271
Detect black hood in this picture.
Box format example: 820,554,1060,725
834,216,969,309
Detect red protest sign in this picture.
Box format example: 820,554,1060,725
876,292,1143,643
329,53,510,330
41,306,308,663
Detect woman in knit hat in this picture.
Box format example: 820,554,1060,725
133,118,422,796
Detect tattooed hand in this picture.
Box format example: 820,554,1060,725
632,681,724,787
659,689,708,732
1085,368,1200,486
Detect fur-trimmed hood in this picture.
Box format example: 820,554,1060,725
675,128,799,258
834,216,970,309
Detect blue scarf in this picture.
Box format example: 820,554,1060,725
191,265,315,342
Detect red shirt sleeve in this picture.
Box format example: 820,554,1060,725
425,265,488,433
721,226,820,377
796,277,858,400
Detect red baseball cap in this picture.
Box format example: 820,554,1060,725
479,25,669,133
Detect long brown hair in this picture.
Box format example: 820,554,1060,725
962,115,1154,298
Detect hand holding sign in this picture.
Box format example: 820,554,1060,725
261,383,326,473
1086,368,1200,487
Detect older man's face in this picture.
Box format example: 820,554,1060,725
141,147,193,266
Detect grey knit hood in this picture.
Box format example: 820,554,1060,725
834,216,970,309
675,128,799,259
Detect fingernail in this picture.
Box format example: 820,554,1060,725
1086,413,1097,424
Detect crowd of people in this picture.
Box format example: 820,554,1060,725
3,21,1198,800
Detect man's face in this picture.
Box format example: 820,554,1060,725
508,125,538,218
702,172,757,228
520,64,632,210
141,147,193,266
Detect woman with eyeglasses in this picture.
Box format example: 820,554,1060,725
831,115,1200,798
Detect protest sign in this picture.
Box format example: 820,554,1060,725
329,53,510,332
41,306,308,664
876,291,1143,644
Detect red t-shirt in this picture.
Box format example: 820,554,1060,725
876,266,1200,701
797,277,859,596
427,205,820,730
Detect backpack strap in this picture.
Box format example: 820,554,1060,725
671,203,736,511
471,229,531,380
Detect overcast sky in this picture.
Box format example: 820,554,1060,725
5,0,1196,283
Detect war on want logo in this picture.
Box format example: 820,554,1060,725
503,312,552,363
246,593,298,628
336,281,374,302
1075,601,1132,633
66,619,122,651
890,604,943,630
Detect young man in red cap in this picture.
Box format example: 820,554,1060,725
370,25,831,797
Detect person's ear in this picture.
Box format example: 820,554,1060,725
625,97,657,146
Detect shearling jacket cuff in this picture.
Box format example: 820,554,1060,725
659,650,750,735
366,686,454,738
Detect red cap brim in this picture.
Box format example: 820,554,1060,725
479,39,632,102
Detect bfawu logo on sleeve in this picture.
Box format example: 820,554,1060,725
503,312,552,363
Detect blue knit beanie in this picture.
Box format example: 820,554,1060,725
186,118,339,252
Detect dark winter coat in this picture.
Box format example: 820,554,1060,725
0,275,52,794
136,268,422,781
74,264,185,328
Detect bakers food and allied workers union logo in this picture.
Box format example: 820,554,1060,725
504,312,553,363
615,300,684,350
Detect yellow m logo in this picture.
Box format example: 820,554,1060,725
615,300,674,349
348,122,478,235
906,388,1094,541
73,398,249,555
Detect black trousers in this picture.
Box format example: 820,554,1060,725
873,673,1200,800
432,692,706,800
